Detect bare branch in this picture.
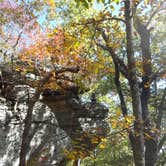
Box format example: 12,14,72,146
107,125,134,137
150,69,166,83
54,66,79,74
114,60,128,116
12,31,23,48
95,27,109,42
96,43,108,51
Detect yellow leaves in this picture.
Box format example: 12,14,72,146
111,119,118,129
144,81,150,88
91,137,100,144
107,68,115,74
144,0,149,5
109,108,122,129
68,152,77,160
18,27,111,91
109,110,134,131
151,127,160,134
90,52,114,76
47,29,58,38
15,66,21,71
63,148,69,155
63,149,87,160
144,132,153,140
101,138,107,143
116,110,121,117
106,42,113,48
99,142,106,149
106,41,120,49
98,137,107,149
63,33,82,54
66,152,77,160
123,115,135,129
77,151,87,159
44,0,55,8
125,115,134,124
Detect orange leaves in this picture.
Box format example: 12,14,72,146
18,26,114,91
46,29,85,67
18,28,91,90
20,29,63,62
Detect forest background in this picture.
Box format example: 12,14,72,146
0,0,165,166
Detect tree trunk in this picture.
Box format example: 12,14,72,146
124,1,145,165
19,72,52,166
19,91,41,166
135,17,158,166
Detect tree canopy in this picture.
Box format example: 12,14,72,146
0,0,165,166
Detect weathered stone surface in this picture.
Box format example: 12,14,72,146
0,85,109,166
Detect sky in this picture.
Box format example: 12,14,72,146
37,0,121,29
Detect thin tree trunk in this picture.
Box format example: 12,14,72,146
19,72,52,166
135,17,159,166
124,1,145,165
19,92,41,166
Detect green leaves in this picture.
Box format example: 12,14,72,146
75,0,91,8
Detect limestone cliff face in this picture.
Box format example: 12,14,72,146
0,87,109,166
0,100,69,166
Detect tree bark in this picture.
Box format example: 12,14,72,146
113,60,128,116
135,17,160,166
19,72,52,166
19,92,41,166
124,1,145,165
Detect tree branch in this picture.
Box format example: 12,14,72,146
95,28,128,79
54,66,79,74
12,31,23,48
76,16,126,26
150,69,166,84
114,60,128,116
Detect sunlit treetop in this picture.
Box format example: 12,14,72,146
0,0,44,52
0,0,165,92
